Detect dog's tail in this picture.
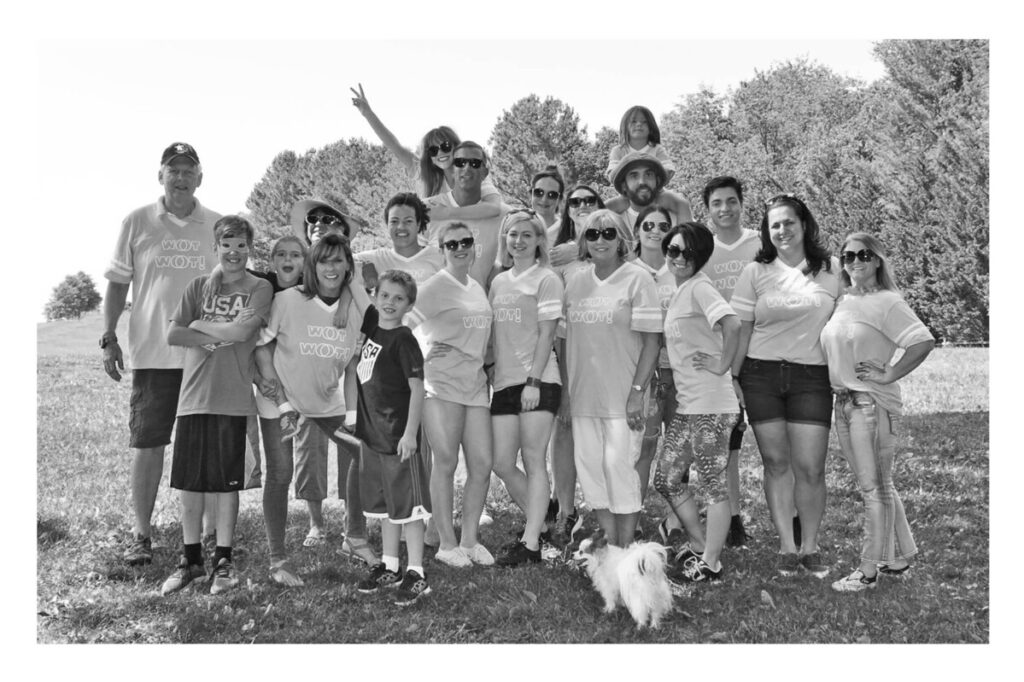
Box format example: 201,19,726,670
620,542,673,629
624,542,669,579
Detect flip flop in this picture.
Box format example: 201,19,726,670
303,528,325,548
269,559,305,587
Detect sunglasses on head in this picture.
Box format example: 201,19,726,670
641,220,670,233
567,195,597,208
665,244,695,261
306,211,343,226
532,188,561,200
765,192,803,207
583,227,619,242
443,236,475,251
427,140,453,157
452,157,484,169
840,249,876,264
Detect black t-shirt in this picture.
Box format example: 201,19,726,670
354,306,425,454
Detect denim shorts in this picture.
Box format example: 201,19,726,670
490,382,562,416
129,369,183,448
738,358,832,427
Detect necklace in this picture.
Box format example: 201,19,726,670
848,283,881,296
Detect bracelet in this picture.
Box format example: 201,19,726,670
346,409,357,424
524,377,542,388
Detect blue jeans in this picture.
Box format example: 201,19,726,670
834,391,917,566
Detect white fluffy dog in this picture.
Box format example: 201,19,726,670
573,529,673,629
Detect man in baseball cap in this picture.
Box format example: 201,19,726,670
102,141,220,566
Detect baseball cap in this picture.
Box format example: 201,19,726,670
161,142,200,165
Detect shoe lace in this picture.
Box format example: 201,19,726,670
214,559,232,578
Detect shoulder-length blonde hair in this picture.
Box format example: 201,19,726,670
498,209,550,269
577,209,631,262
840,232,900,293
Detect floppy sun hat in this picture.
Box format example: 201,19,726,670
610,151,667,196
290,197,356,243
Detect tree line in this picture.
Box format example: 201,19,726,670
242,39,987,344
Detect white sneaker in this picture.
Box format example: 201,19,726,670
434,546,472,568
461,543,495,566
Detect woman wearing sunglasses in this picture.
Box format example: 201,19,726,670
406,223,495,567
730,194,842,578
821,233,934,592
349,83,500,222
543,184,604,543
563,209,661,547
488,211,564,566
630,206,680,516
655,222,741,584
530,166,564,230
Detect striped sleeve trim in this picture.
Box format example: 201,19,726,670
703,298,735,327
631,306,664,332
893,321,934,348
537,298,563,321
105,258,132,283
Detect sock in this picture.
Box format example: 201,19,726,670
383,555,400,573
407,565,424,578
731,514,742,526
213,546,233,566
184,543,202,566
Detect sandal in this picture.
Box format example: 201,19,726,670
303,527,325,548
269,559,304,587
341,536,380,565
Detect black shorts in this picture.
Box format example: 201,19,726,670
359,445,432,524
738,359,832,427
170,414,247,492
129,369,183,448
490,382,562,416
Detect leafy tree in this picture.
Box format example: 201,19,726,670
45,271,102,320
488,95,595,206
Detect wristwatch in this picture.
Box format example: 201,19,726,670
99,332,118,349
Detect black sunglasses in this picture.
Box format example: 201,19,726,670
452,157,484,169
583,227,619,242
641,220,671,233
665,244,695,261
567,195,598,208
765,192,804,207
427,140,453,157
306,211,343,226
840,249,876,264
443,236,475,251
532,188,561,200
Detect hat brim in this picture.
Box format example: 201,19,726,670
611,158,667,195
290,198,355,243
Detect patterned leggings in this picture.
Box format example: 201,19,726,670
654,413,739,508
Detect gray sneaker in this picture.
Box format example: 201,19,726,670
209,558,239,595
124,533,153,566
160,558,205,595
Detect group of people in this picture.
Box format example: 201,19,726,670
101,91,935,609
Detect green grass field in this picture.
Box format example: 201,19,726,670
37,312,989,644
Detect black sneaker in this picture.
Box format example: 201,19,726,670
496,540,542,567
878,563,911,577
778,552,801,576
673,543,702,567
657,518,686,547
800,552,829,579
675,558,723,583
394,569,431,606
124,533,153,566
726,516,749,548
357,563,401,593
544,498,559,527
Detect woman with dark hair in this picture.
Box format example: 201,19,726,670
356,192,444,289
821,232,934,592
253,233,367,584
349,83,500,221
548,183,605,275
730,194,842,578
406,222,495,567
655,222,741,584
563,209,661,547
530,166,564,231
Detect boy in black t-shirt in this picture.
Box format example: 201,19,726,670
353,270,432,605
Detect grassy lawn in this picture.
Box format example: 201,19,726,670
37,314,989,645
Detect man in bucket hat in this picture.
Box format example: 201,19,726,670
290,197,355,245
609,150,692,244
102,142,221,566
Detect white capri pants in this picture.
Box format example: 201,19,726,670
571,416,643,514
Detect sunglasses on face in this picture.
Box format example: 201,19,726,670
840,249,876,264
427,140,453,157
583,227,619,242
665,244,695,261
532,188,561,200
306,212,343,226
452,157,484,169
567,195,598,208
443,236,475,251
641,220,671,233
